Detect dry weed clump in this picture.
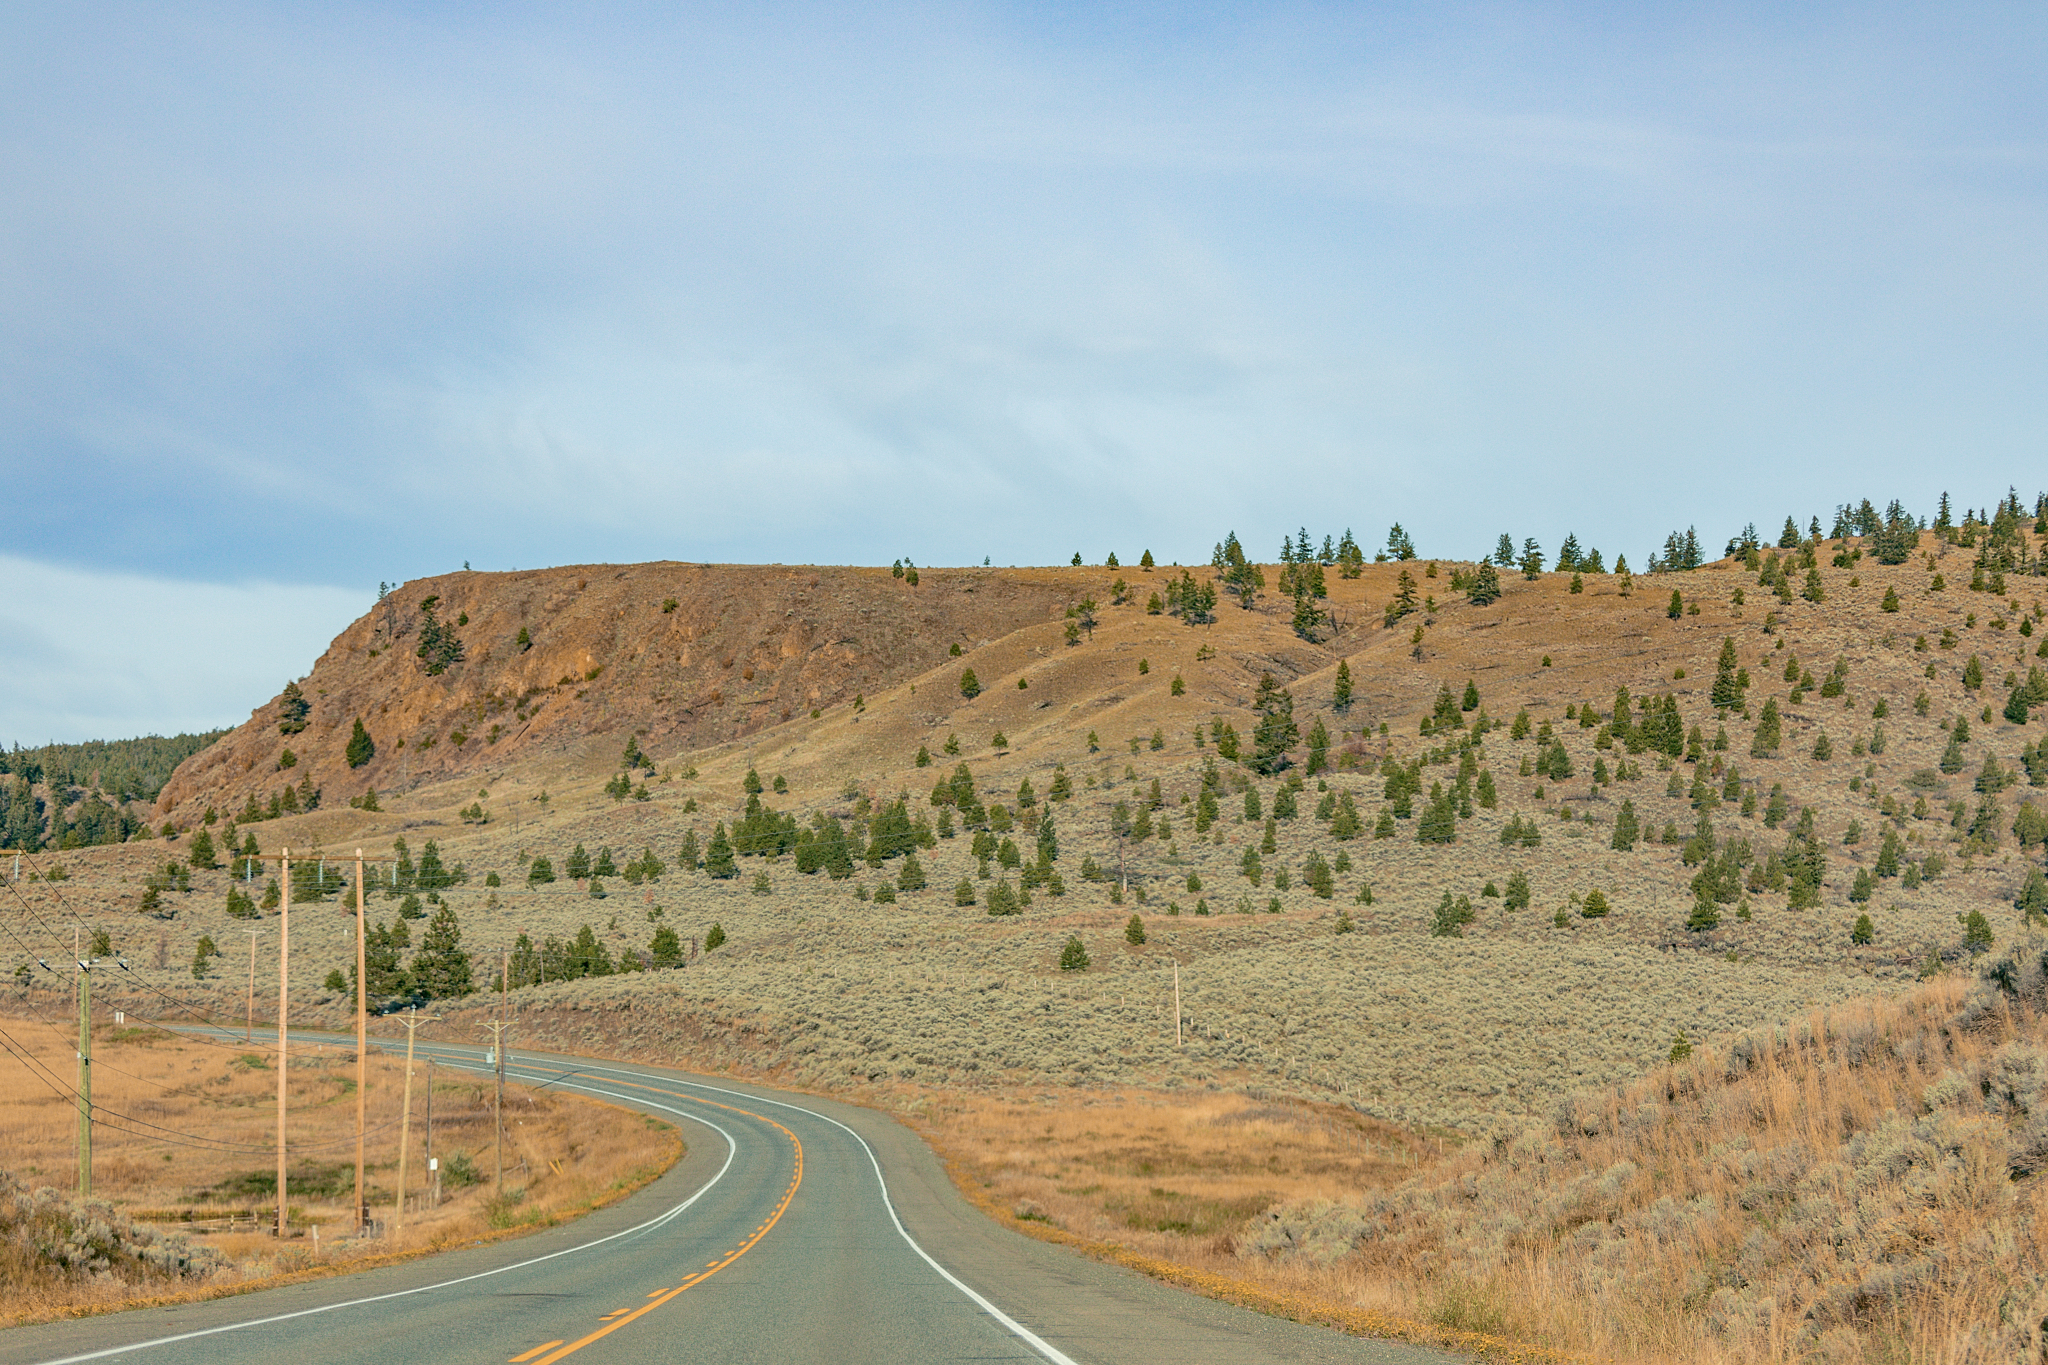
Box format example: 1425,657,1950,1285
1242,942,2048,1363
0,1169,223,1318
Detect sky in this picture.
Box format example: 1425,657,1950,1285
4,2,2045,743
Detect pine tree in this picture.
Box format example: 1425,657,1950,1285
704,922,726,951
1304,718,1331,776
1332,660,1354,712
1059,936,1090,970
412,904,473,998
1249,673,1299,774
1710,638,1744,710
1493,533,1516,566
959,669,981,699
345,718,375,769
1751,698,1782,756
1963,909,1994,955
1667,589,1683,620
278,681,310,735
1611,799,1639,851
704,824,737,879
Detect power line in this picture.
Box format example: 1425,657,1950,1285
0,1020,407,1156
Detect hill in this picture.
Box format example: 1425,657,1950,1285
8,498,2048,1361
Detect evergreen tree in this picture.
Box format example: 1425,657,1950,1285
278,681,310,735
1710,638,1744,710
1386,524,1417,560
1493,533,1516,566
1519,539,1544,579
412,903,473,998
1963,909,1994,955
1503,870,1531,910
1611,799,1640,851
1332,659,1354,712
704,922,726,951
1059,936,1090,970
1556,534,1582,572
1416,784,1458,844
959,669,981,699
345,718,375,769
1430,892,1475,937
527,855,555,885
704,824,738,879
898,851,927,891
1125,914,1146,945
1140,549,1155,569
1751,698,1782,756
362,918,410,995
413,596,466,675
188,828,217,870
1305,718,1331,776
1249,673,1299,774
649,924,683,968
1667,589,1683,620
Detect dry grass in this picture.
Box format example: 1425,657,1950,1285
0,1014,681,1325
911,953,2048,1364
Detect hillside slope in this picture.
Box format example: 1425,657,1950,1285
156,562,1078,821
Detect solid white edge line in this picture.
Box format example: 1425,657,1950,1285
521,1056,1083,1365
135,1032,1080,1365
29,1083,737,1365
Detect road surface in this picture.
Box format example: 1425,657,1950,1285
0,1039,1462,1365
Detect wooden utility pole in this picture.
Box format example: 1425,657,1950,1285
393,1007,436,1236
481,1014,510,1192
353,848,368,1234
76,927,91,1198
424,1058,435,1207
1173,960,1182,1047
276,848,291,1239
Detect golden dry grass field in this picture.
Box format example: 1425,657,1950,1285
0,1016,679,1325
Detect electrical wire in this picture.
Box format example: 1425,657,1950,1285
0,1020,409,1156
6,851,292,1058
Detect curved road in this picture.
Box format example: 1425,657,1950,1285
0,1040,1460,1365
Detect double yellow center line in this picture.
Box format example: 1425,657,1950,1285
508,1079,805,1365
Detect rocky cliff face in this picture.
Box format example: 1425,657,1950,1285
157,562,1076,821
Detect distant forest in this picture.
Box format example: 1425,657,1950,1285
0,731,226,852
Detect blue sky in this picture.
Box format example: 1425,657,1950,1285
4,3,2045,741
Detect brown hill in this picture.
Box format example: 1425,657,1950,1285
156,562,1080,822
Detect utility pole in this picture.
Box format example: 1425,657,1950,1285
276,848,291,1239
76,927,91,1198
353,848,368,1235
480,1013,510,1193
393,1007,437,1237
424,1058,435,1207
1173,960,1182,1047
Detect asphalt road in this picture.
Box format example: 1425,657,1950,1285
0,1040,1463,1365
